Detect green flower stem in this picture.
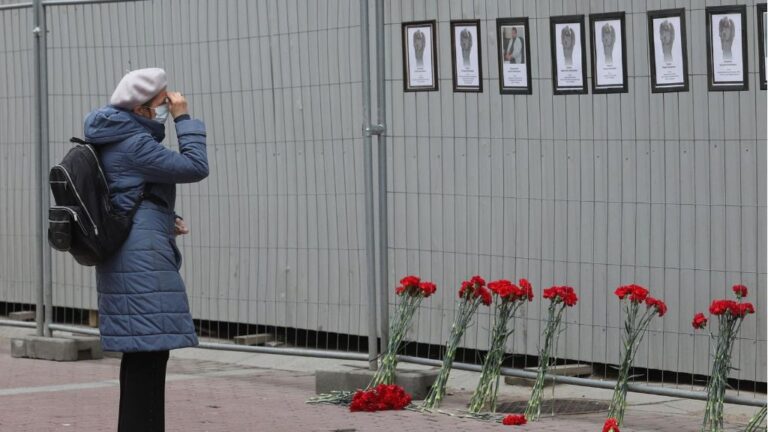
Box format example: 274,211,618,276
745,406,767,432
369,295,423,387
524,301,566,421
702,315,739,432
468,300,523,413
422,297,482,409
307,293,425,406
607,301,659,426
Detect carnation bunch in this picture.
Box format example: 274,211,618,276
349,384,412,412
693,284,756,432
606,284,667,426
745,406,767,432
524,286,578,421
371,276,437,387
422,275,491,409
468,279,534,413
308,275,435,406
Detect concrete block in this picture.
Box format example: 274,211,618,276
316,366,439,400
88,310,99,328
233,333,273,346
8,311,35,321
10,336,103,362
505,363,593,387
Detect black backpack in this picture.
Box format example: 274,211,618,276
48,137,146,266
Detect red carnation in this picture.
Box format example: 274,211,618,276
479,286,493,306
692,312,708,329
470,275,486,287
419,282,437,297
399,275,420,288
543,286,557,300
459,280,472,299
519,278,534,301
349,384,412,412
645,297,667,317
709,299,737,316
603,418,620,432
502,414,527,426
614,286,632,299
732,284,748,299
488,280,513,296
395,285,406,295
733,302,755,317
561,287,578,307
629,285,649,303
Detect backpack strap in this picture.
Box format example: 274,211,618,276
70,137,88,145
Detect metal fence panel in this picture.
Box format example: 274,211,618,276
382,0,767,385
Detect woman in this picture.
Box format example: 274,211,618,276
83,68,209,431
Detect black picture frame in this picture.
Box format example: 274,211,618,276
589,12,628,94
647,9,690,93
758,3,767,90
450,20,483,92
550,15,588,95
496,17,532,95
402,20,439,92
706,5,749,91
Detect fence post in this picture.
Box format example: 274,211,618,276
32,0,51,337
360,0,379,371
374,0,389,354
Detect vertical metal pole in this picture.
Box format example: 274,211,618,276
374,0,389,354
360,0,379,371
33,0,51,337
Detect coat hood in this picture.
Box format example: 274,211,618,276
83,105,166,145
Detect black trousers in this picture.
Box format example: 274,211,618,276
118,350,170,432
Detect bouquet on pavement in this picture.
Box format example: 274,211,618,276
421,275,491,409
468,279,534,414
692,284,756,432
307,275,436,406
604,284,667,429
524,285,578,421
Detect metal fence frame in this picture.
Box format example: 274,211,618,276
0,0,764,409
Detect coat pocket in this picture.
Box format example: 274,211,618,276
169,238,182,270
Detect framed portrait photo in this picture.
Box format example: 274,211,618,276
589,12,628,93
496,18,532,94
450,20,483,92
402,20,439,92
647,9,689,93
706,5,748,91
758,3,767,90
550,15,588,95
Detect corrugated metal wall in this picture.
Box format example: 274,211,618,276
0,0,765,383
383,0,766,383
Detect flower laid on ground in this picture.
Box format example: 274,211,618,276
606,284,667,427
603,417,620,432
468,279,534,413
524,286,578,421
501,414,527,426
693,285,756,432
422,275,491,409
349,384,412,412
745,406,767,432
308,275,435,406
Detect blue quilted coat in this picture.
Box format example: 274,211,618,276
83,106,208,352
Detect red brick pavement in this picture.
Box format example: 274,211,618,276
0,343,752,431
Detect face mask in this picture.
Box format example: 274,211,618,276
152,103,170,124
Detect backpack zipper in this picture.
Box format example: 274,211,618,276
82,144,111,193
50,206,87,234
52,165,99,236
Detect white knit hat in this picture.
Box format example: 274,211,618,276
109,68,167,109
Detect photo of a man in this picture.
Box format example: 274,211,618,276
402,21,438,91
659,20,675,63
497,20,531,94
550,16,587,94
502,26,525,64
561,26,576,66
590,13,627,92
